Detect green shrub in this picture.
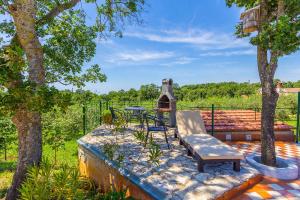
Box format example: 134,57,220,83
19,159,92,200
102,110,112,125
19,159,131,200
276,109,290,121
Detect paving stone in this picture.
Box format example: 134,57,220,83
194,173,210,182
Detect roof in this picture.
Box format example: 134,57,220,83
281,88,300,93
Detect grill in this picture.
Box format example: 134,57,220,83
156,79,176,127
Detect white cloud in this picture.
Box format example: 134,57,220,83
124,28,250,50
199,49,256,56
107,50,175,63
160,56,196,66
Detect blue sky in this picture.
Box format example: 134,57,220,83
1,1,299,94
85,0,300,94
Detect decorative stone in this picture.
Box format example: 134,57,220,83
194,173,210,182
246,154,298,180
79,126,261,200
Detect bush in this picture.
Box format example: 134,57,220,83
102,110,112,125
19,159,92,200
19,159,131,200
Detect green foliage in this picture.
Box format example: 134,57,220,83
0,115,16,160
0,0,145,116
43,105,82,164
276,109,290,121
103,143,124,167
226,0,300,57
19,159,92,200
18,158,131,200
133,130,145,144
112,111,127,133
98,189,131,200
101,82,262,102
148,141,162,167
102,110,113,125
139,84,160,101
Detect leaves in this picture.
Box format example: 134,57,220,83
148,141,162,167
227,0,300,57
18,159,94,200
0,0,145,114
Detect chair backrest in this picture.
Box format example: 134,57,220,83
176,110,207,137
143,113,165,128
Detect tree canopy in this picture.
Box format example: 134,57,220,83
0,0,144,114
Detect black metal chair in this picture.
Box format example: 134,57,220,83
125,106,145,129
143,113,170,149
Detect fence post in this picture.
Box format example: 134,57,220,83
99,101,102,125
4,138,7,161
106,101,109,110
83,105,86,135
211,104,215,136
296,92,300,143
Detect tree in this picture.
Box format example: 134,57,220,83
139,84,160,101
0,0,144,199
226,0,300,166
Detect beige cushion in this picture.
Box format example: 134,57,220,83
176,110,244,160
183,134,244,160
176,110,207,137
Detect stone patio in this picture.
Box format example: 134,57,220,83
78,126,261,200
230,141,300,199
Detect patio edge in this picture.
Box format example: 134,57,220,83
77,139,168,200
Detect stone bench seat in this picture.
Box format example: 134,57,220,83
176,110,244,172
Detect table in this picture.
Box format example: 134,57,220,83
124,106,146,128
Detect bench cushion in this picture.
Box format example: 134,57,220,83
176,110,207,137
182,134,244,160
176,110,244,160
148,126,167,131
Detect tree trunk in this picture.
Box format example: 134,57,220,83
6,1,45,199
6,110,42,200
257,0,279,167
258,47,279,167
260,78,278,166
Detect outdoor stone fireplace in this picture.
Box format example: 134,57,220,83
156,79,176,127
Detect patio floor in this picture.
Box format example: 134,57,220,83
78,126,261,200
228,141,300,200
79,126,300,199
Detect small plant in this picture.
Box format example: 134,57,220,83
148,142,162,167
133,130,145,144
103,143,120,160
103,142,125,167
115,153,125,167
112,112,127,133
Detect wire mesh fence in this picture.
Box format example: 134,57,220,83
83,94,300,142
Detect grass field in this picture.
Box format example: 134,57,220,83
0,140,79,199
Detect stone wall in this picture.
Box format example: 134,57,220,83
78,145,156,200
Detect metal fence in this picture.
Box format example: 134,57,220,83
83,93,300,143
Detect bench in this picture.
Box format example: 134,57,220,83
176,110,244,172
